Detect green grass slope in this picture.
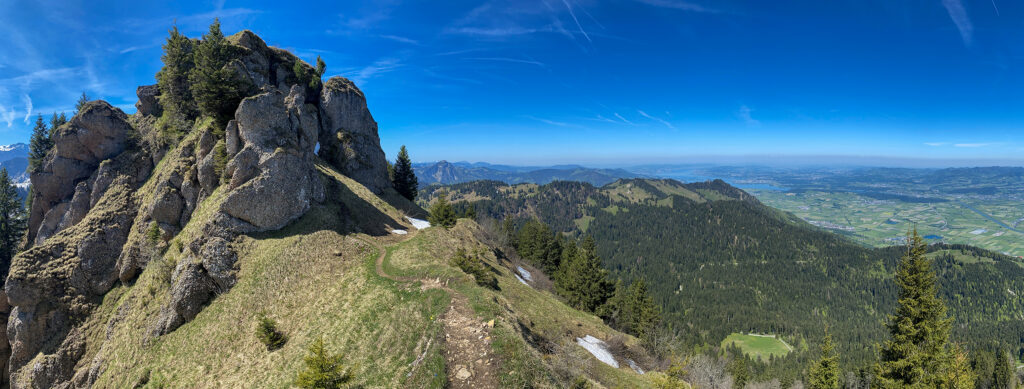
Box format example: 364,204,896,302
71,158,651,388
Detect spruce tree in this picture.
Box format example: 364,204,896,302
156,25,197,125
807,327,841,389
190,19,249,126
0,168,27,276
48,112,67,137
294,336,352,388
992,348,1014,389
556,236,614,312
75,92,89,113
619,279,661,339
873,229,955,388
428,194,456,229
27,115,51,172
392,145,418,201
946,345,976,389
313,56,326,88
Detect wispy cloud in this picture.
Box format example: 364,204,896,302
942,0,973,46
737,105,760,126
21,95,32,124
464,57,545,67
924,142,948,146
340,58,403,85
954,143,992,148
446,26,551,37
638,109,676,129
0,105,16,128
526,115,573,127
379,34,420,45
561,0,592,44
634,0,718,13
614,112,635,125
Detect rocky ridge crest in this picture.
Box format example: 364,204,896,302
4,30,391,388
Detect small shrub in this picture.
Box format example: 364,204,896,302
451,249,498,289
255,314,287,351
212,140,228,182
146,221,162,245
295,336,352,389
428,194,457,229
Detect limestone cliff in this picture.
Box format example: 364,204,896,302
4,30,392,388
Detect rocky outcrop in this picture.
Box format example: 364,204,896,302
317,77,390,193
134,85,162,117
26,101,138,246
6,29,395,388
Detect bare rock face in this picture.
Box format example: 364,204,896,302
318,76,391,193
219,86,323,230
135,84,162,117
27,101,137,245
6,153,147,386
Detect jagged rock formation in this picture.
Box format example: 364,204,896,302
5,30,390,388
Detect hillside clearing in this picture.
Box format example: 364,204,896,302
721,333,793,362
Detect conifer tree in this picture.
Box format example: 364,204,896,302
313,56,326,88
392,145,418,201
294,336,352,388
190,19,250,126
807,327,841,389
27,115,51,172
157,25,197,124
556,236,614,312
619,278,661,339
48,112,67,137
428,193,456,229
946,345,976,389
0,168,27,275
75,92,90,113
873,229,955,388
992,348,1014,389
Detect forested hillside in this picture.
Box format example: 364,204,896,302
421,178,1024,381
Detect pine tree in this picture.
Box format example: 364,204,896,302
190,19,250,126
27,115,52,172
157,25,197,125
0,168,27,276
556,236,614,312
946,345,976,389
807,327,841,389
294,336,352,388
465,203,477,220
428,194,456,229
873,228,955,388
619,278,661,339
48,112,67,137
313,56,326,88
391,145,418,201
992,348,1014,389
75,92,90,113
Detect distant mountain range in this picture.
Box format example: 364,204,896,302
413,160,644,187
0,143,29,193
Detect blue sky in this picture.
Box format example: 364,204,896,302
0,0,1022,167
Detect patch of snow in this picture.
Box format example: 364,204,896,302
576,335,618,368
516,266,533,282
970,229,987,235
405,217,431,229
15,183,29,189
627,359,645,374
391,229,408,235
515,274,529,285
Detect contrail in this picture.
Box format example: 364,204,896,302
991,0,1000,16
561,0,592,44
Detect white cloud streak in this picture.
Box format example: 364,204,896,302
634,0,718,13
954,143,991,148
638,109,676,129
942,0,973,46
561,0,592,43
526,116,573,127
924,142,948,146
464,57,546,67
0,105,16,128
613,112,634,125
738,105,760,126
21,95,32,124
379,34,420,45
